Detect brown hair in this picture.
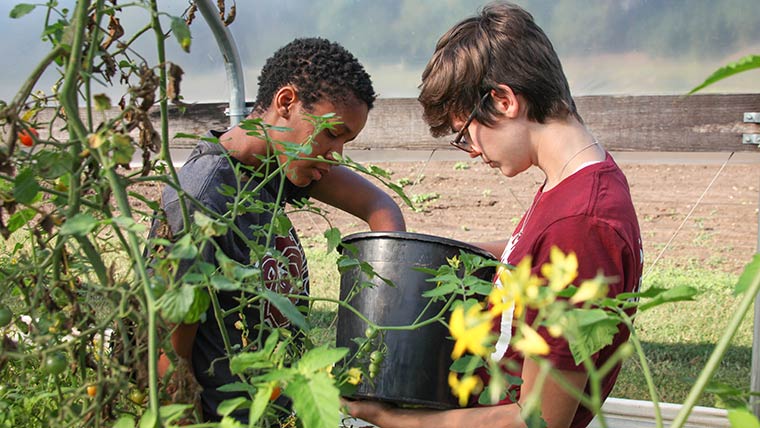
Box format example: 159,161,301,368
418,1,581,138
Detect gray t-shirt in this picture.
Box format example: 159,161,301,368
155,134,311,421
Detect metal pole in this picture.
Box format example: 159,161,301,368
195,0,247,127
753,175,760,418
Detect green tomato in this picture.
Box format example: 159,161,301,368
128,389,147,405
369,351,384,365
358,340,371,353
0,306,12,327
44,353,67,376
364,326,377,339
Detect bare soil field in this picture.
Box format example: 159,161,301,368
289,157,760,276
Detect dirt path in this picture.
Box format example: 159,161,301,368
290,158,760,275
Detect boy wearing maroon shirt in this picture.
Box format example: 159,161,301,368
346,2,643,427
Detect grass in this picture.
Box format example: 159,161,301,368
304,242,754,408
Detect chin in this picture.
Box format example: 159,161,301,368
288,177,313,187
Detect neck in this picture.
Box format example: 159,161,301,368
219,111,278,166
532,119,603,191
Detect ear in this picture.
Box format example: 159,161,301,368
490,84,521,119
273,85,298,119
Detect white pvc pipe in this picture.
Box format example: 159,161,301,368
195,0,247,127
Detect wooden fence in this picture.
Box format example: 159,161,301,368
153,93,760,152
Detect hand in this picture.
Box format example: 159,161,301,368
341,398,394,425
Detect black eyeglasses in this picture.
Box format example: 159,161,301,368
450,92,491,153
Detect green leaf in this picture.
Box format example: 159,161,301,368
211,275,241,291
248,384,275,425
110,133,135,165
159,284,196,323
735,254,760,295
728,409,760,428
112,416,135,428
422,281,459,297
638,284,699,311
7,208,36,233
567,309,621,365
59,213,98,236
217,397,250,417
285,372,341,428
183,288,209,323
217,382,258,394
159,404,193,423
229,332,279,374
35,151,71,179
168,234,198,260
262,289,310,331
112,216,147,233
272,214,293,236
9,3,35,19
93,93,111,111
138,409,157,428
173,132,200,139
449,355,484,373
324,227,341,253
195,211,227,237
170,17,192,52
13,168,40,204
219,415,245,428
689,55,760,95
478,384,507,405
296,345,348,374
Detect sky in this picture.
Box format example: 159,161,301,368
1,1,758,104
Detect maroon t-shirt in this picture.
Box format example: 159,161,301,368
490,153,643,428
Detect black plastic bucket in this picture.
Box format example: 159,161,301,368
335,231,496,409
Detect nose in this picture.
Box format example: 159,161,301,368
467,139,483,158
325,142,344,160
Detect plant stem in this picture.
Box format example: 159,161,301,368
621,312,664,428
671,267,760,428
149,0,189,231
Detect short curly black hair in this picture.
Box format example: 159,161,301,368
253,38,376,113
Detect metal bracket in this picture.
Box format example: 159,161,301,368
743,112,760,146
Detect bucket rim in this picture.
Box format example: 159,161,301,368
340,231,497,260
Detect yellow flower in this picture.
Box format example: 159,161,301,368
570,274,610,304
513,324,550,357
495,257,543,317
448,372,483,407
541,246,578,292
447,255,461,269
449,304,493,359
346,367,362,385
547,323,564,338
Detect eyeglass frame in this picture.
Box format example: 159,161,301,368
450,91,491,153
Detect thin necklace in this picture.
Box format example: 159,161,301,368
556,139,600,183
513,139,600,242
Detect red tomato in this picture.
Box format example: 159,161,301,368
18,128,38,147
270,385,281,401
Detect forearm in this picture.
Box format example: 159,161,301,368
170,322,199,359
347,401,523,428
364,194,406,231
310,166,406,231
159,322,198,378
470,240,506,258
